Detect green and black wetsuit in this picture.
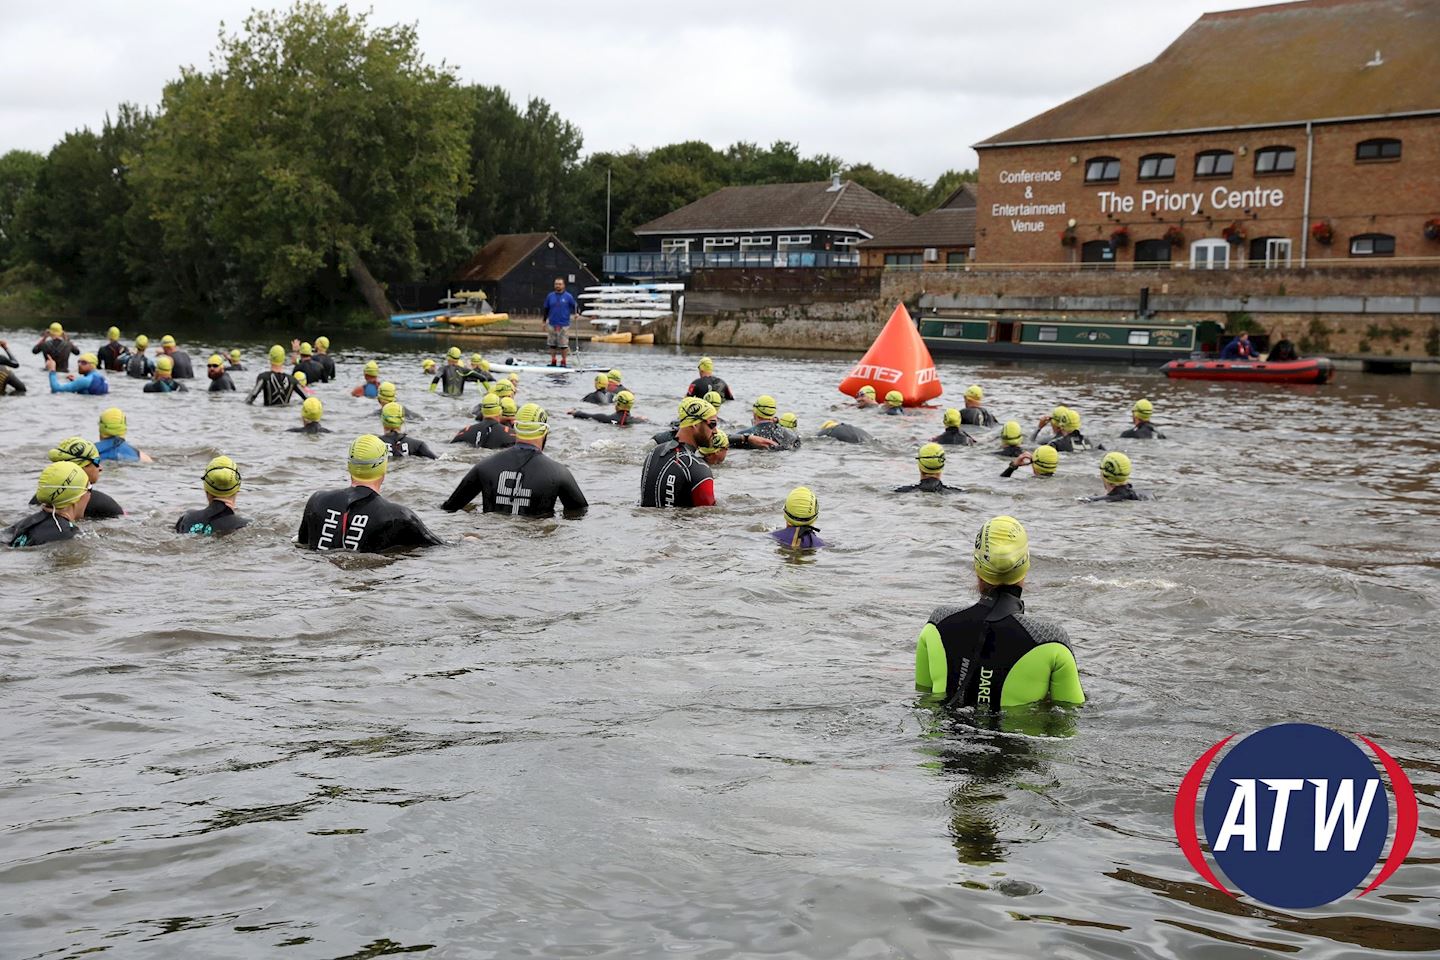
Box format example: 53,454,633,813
5,511,79,547
431,366,468,397
175,502,250,535
914,585,1084,709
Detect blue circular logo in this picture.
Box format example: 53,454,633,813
1200,723,1388,908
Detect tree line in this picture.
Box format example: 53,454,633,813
0,3,974,326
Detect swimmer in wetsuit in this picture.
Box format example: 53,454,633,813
994,420,1026,459
422,358,437,377
699,429,728,465
895,442,961,494
175,456,251,535
914,515,1084,708
816,419,873,443
247,346,306,406
1120,399,1165,440
296,434,443,552
641,398,719,507
431,347,470,397
206,355,237,391
352,360,381,398
287,397,332,434
729,395,795,450
959,384,999,427
855,385,878,408
1001,443,1058,479
126,336,156,379
379,403,438,459
33,322,80,372
96,327,130,371
313,336,336,382
932,408,977,446
226,349,245,372
96,408,153,463
48,353,109,394
0,340,27,394
686,357,735,401
291,341,325,384
143,355,188,392
1033,406,1093,453
778,412,799,432
158,335,195,379
580,373,611,405
451,393,516,448
878,390,908,416
570,389,649,426
39,437,123,519
441,403,587,517
769,486,825,550
463,354,494,386
6,462,91,548
1082,451,1152,502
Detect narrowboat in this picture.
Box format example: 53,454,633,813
916,313,1196,364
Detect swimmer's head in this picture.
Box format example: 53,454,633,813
470,353,483,366
202,455,242,499
593,373,607,389
315,336,330,351
917,442,946,474
778,412,798,430
1062,408,1082,432
699,429,729,456
292,371,307,386
499,396,518,419
820,419,839,430
447,346,462,360
301,397,324,422
1000,420,1023,446
753,395,778,419
207,354,224,369
49,436,100,467
78,352,98,369
515,402,549,441
885,390,904,408
974,515,1030,586
1100,451,1132,486
614,390,635,411
47,322,63,336
479,360,490,373
155,355,174,374
607,369,622,384
942,408,961,428
1132,398,1153,421
380,402,405,429
229,349,242,361
704,390,724,409
493,379,514,398
964,384,983,402
857,385,876,400
423,358,436,372
35,461,89,510
160,335,176,348
480,393,502,418
698,356,714,373
1032,444,1059,476
347,434,389,481
106,326,120,341
268,345,286,366
678,397,717,428
135,335,150,350
783,486,819,527
363,360,380,378
299,342,313,356
98,407,127,438
377,381,397,403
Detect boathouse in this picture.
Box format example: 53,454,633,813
452,232,598,314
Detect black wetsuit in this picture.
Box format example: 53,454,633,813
640,440,715,507
287,421,333,434
209,372,237,392
376,405,425,423
431,365,468,397
1120,422,1165,440
879,405,905,416
0,347,25,394
817,422,873,444
293,357,325,384
961,406,998,428
731,421,801,450
651,425,679,445
97,341,130,371
297,486,442,552
33,336,79,371
247,370,307,406
450,420,515,449
144,379,188,393
227,361,246,372
999,464,1052,479
686,375,734,400
441,444,587,517
315,354,337,382
175,502,250,535
931,426,977,446
572,409,639,427
1083,484,1152,503
126,353,156,379
993,444,1025,459
164,351,195,379
1032,429,1092,453
5,510,79,547
382,430,438,460
894,477,961,494
29,489,123,519
463,369,494,386
580,388,612,405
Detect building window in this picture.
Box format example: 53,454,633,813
946,250,968,265
831,236,860,249
1248,237,1292,268
660,239,691,254
777,234,812,248
884,253,922,267
1037,326,1059,342
1084,157,1121,183
1349,233,1395,257
1138,154,1176,180
1356,138,1401,161
1134,239,1171,267
1254,146,1296,174
738,236,772,247
1128,330,1152,346
702,236,738,250
1194,150,1234,177
1080,240,1115,268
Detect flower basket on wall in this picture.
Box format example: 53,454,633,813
1163,225,1185,247
1221,221,1246,245
1109,227,1130,249
1424,218,1440,242
1310,220,1335,245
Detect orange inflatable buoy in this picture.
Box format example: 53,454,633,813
837,303,943,406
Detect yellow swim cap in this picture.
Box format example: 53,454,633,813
48,436,100,465
974,516,1030,586
302,396,323,422
493,380,514,398
480,393,502,416
161,335,176,347
885,390,904,407
202,455,242,498
156,355,174,372
136,335,150,349
700,430,729,455
698,356,714,372
79,353,98,366
1032,445,1059,476
1101,451,1132,485
607,369,622,383
783,486,819,526
229,348,241,360
1133,398,1153,421
964,384,983,401
703,390,724,408
106,326,120,341
917,442,946,473
293,371,307,386
447,346,462,360
499,397,518,417
480,359,490,372
1001,420,1023,445
207,354,224,367
1063,408,1082,432
593,373,607,388
47,322,63,336
315,336,330,350
268,345,286,365
377,382,396,402
514,402,549,440
469,353,483,366
1050,405,1069,427
753,395,778,418
381,401,405,428
364,360,380,377
36,461,88,509
423,358,436,370
820,419,839,430
297,342,311,356
614,390,635,411
943,408,961,428
778,412,798,430
858,385,876,398
678,397,717,427
98,407,127,437
507,372,519,384
347,434,389,480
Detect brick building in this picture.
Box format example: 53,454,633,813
973,0,1440,269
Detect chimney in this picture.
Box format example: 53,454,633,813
827,171,843,192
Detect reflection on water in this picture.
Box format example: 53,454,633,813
2,322,1439,958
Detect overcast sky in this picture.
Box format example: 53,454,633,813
0,0,1291,182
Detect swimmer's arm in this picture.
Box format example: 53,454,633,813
440,464,484,512
559,472,588,516
1047,645,1085,705
416,441,438,460
690,476,716,507
245,377,264,404
914,623,947,695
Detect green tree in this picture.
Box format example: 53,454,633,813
0,150,44,269
923,168,978,210
843,163,929,215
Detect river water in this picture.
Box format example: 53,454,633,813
3,323,1438,960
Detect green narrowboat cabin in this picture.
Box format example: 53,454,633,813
917,312,1196,364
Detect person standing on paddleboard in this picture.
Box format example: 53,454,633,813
544,277,581,368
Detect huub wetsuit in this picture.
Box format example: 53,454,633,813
731,421,801,450
931,426,976,446
97,437,144,462
894,477,960,494
209,372,237,392
287,421,333,434
49,370,109,394
33,337,79,371
163,351,195,378
381,430,438,460
450,420,515,449
915,585,1084,708
247,370,306,406
769,526,824,549
961,407,998,428
686,375,734,400
1120,422,1165,440
441,444,587,516
126,354,156,379
175,502,250,535
5,511,79,547
30,489,123,519
97,341,130,371
293,357,325,383
143,378,188,393
640,440,715,507
431,366,468,397
580,388,612,405
572,409,640,427
297,486,442,552
817,422,872,444
1083,484,1153,503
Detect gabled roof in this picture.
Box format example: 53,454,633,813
859,207,976,249
453,232,582,282
633,180,915,238
978,0,1440,147
938,182,978,209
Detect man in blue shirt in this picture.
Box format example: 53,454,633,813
1219,331,1258,360
47,353,109,395
543,277,581,368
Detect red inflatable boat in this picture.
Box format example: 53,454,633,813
1161,357,1334,384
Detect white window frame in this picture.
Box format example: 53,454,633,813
660,238,692,254
1037,326,1059,342
776,234,812,248
1264,238,1292,268
831,236,861,249
1190,238,1230,270
702,236,738,251
739,235,772,247
1128,329,1152,345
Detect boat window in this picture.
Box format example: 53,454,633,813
1254,146,1296,174
1349,233,1395,257
1195,150,1234,177
1356,138,1401,161
1084,157,1121,183
942,323,964,337
1037,326,1059,342
1128,329,1152,346
1138,154,1176,180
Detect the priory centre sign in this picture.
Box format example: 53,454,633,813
993,168,1286,233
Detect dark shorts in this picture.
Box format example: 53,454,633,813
547,325,569,350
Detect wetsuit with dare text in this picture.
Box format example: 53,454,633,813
441,444,587,517
914,585,1084,709
247,370,307,406
5,511,79,548
450,420,515,449
175,502,250,536
296,486,442,552
640,440,715,507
